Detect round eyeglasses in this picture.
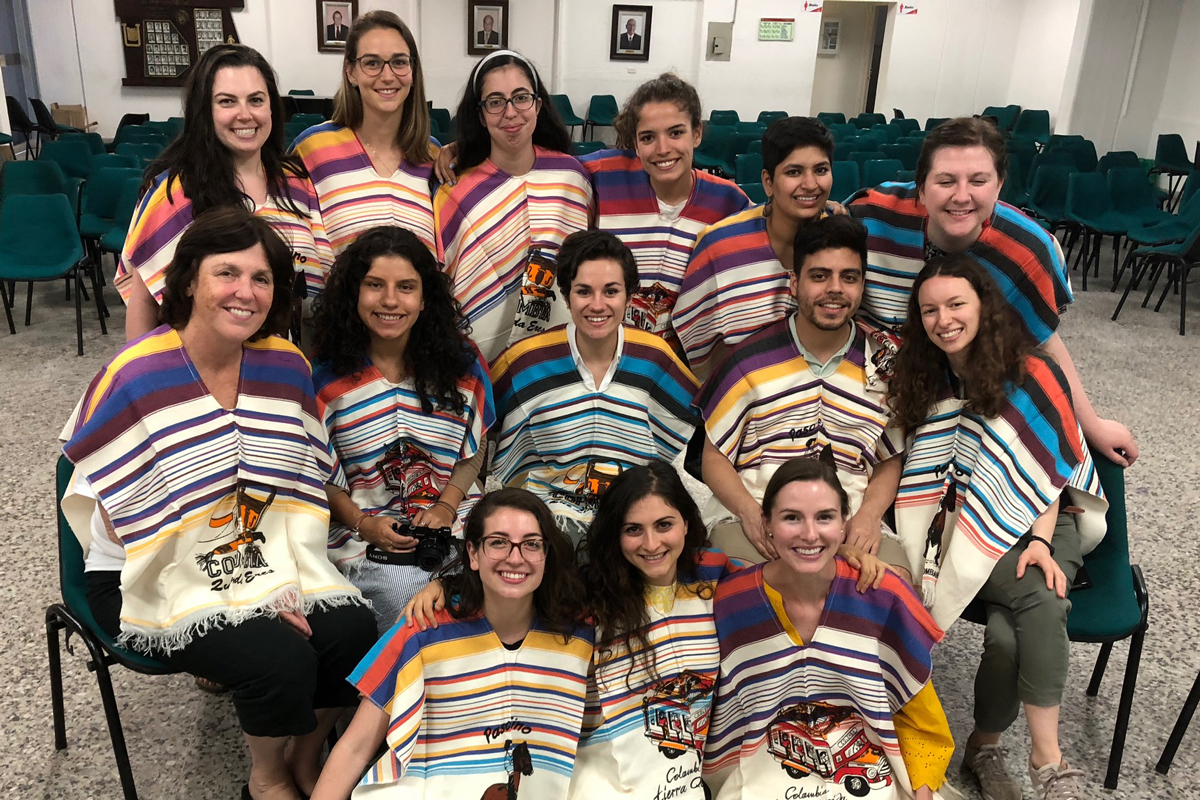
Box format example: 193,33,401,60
479,92,537,115
479,535,546,561
354,55,414,77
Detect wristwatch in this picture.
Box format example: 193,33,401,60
1027,534,1055,557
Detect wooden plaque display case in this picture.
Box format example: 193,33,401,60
114,1,245,87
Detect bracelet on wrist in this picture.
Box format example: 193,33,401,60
1027,534,1055,557
351,511,371,536
434,499,456,515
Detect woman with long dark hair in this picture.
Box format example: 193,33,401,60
312,225,493,634
292,11,438,257
435,49,591,363
310,489,593,799
705,458,952,799
889,254,1108,800
118,43,331,340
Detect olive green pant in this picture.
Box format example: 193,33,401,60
973,510,1084,733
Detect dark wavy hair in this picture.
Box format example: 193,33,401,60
144,44,307,217
437,488,585,642
160,205,294,340
331,10,433,165
579,462,712,688
452,51,572,173
888,254,1036,432
613,72,703,150
762,116,834,177
915,116,1007,190
761,457,850,519
555,229,638,294
311,226,474,414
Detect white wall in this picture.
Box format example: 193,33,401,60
810,2,877,118
1154,0,1200,154
1006,0,1081,121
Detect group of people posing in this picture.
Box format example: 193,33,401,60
60,9,1140,800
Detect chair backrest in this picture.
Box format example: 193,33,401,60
871,123,902,144
39,139,94,180
60,131,105,156
925,117,949,132
551,94,578,122
1107,166,1156,213
1179,170,1200,211
735,152,764,184
734,121,765,136
848,150,887,171
738,182,767,205
859,112,886,127
1031,149,1077,176
29,98,61,132
697,125,737,164
112,126,165,149
1155,133,1190,169
114,113,150,135
816,112,846,126
289,113,326,128
89,153,139,172
571,141,606,156
855,132,885,151
892,108,905,119
5,95,37,134
289,88,316,96
862,158,904,188
757,110,787,126
430,108,453,136
895,169,917,183
101,176,144,251
745,139,763,156
831,160,862,203
1096,150,1140,175
82,167,144,218
709,109,740,127
1061,139,1098,172
1029,165,1077,214
1048,133,1084,148
588,95,619,119
116,141,165,165
982,105,1019,130
832,141,856,161
0,193,82,265
880,143,918,170
828,123,857,141
998,154,1027,206
892,118,920,135
1013,109,1050,138
1066,171,1113,219
0,159,67,202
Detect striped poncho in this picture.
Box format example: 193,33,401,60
435,147,593,364
313,350,495,568
490,324,700,531
60,328,362,653
291,123,438,256
349,610,594,798
697,317,899,526
580,149,749,342
116,170,333,301
848,182,1071,343
893,354,1108,628
704,560,946,799
569,549,736,800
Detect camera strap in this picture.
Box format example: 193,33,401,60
364,546,419,567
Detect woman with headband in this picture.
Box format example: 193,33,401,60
292,11,439,257
435,49,592,364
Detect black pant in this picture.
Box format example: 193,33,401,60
86,570,376,737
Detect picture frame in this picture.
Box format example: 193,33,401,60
468,0,510,56
610,5,652,62
317,0,358,54
818,19,841,55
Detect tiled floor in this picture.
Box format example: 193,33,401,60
4,259,1199,799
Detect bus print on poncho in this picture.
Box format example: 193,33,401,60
196,484,276,592
377,439,439,518
551,459,623,513
642,670,716,762
766,702,892,797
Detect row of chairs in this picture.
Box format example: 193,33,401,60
4,95,85,159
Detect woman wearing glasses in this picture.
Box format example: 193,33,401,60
292,11,439,257
435,49,591,363
310,489,594,799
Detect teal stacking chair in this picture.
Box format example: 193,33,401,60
288,88,316,95
709,109,739,127
1066,171,1139,290
1112,214,1200,331
738,182,767,205
117,128,167,146
38,138,94,180
757,111,787,126
816,112,846,126
846,150,887,174
981,104,1019,131
1026,165,1079,248
925,117,950,131
879,143,918,171
960,450,1146,790
998,155,1030,209
89,153,138,173
862,158,903,188
693,125,737,177
289,112,325,129
99,177,143,264
0,159,83,223
1011,109,1051,148
584,95,619,140
745,140,762,156
1108,167,1174,227
116,142,164,167
59,131,105,156
1096,151,1140,176
80,166,143,264
551,95,584,136
828,123,857,141
1151,133,1193,209
0,194,101,352
430,108,454,142
830,161,861,204
46,455,177,800
285,120,308,146
869,123,901,144
1061,139,1098,172
895,170,916,183
735,152,763,185
851,112,886,129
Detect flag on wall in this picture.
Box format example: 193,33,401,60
899,3,918,13
803,1,824,12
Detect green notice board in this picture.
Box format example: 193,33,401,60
758,18,795,42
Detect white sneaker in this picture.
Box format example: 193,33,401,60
1028,758,1088,800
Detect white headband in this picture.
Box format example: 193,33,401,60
472,49,541,94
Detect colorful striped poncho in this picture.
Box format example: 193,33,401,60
435,147,593,364
60,327,362,653
569,549,736,800
490,324,700,531
697,317,900,526
349,610,594,798
848,183,1071,343
115,170,333,302
893,354,1108,629
313,350,495,568
291,123,439,256
580,149,749,342
704,560,946,800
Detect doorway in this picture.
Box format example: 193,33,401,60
0,0,39,154
810,2,889,118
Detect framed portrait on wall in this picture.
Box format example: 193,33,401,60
610,5,652,62
468,0,510,56
317,0,358,53
818,19,841,55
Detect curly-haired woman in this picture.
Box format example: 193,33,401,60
889,254,1108,800
312,225,494,633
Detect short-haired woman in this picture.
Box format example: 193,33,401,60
63,206,375,800
889,254,1108,800
119,43,332,340
292,11,439,257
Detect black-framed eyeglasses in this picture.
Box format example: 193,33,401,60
479,535,547,561
354,55,415,77
479,92,537,115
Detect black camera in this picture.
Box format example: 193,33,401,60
395,520,454,572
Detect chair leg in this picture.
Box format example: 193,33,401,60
45,611,68,750
1087,642,1113,696
25,281,34,326
1111,235,1121,284
1102,627,1145,790
1142,259,1168,308
0,281,14,334
1154,263,1178,313
1112,246,1137,292
87,261,108,336
75,270,84,356
91,649,141,800
1158,666,1200,775
1181,262,1188,336
1113,255,1150,321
